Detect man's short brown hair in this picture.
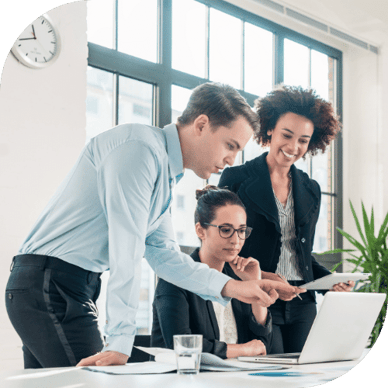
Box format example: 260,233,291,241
177,82,259,135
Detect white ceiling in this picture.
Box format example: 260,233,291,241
276,0,388,45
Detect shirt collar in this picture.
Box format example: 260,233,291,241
163,123,184,183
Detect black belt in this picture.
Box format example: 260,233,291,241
12,254,101,281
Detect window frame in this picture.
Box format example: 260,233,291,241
87,0,343,260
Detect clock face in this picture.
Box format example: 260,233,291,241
11,15,60,69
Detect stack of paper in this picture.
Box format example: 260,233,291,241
84,362,176,375
84,347,289,375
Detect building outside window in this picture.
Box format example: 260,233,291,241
86,0,342,335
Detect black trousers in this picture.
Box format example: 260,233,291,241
5,254,104,368
269,282,317,354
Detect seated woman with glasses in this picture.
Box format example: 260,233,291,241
151,185,277,358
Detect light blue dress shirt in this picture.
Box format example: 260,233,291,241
19,123,231,356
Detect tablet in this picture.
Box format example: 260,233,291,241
299,273,370,290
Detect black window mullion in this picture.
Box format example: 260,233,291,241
114,73,118,126
241,21,245,91
274,32,284,87
114,0,118,50
157,0,172,128
113,0,118,126
205,5,210,80
334,54,343,257
308,48,312,89
88,44,160,82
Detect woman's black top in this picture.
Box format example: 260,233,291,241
218,152,331,301
151,248,273,359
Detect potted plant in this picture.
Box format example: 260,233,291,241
320,201,388,347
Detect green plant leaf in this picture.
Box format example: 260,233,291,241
349,200,367,247
316,248,354,255
330,261,343,272
376,271,382,289
337,227,367,257
331,200,388,346
347,258,362,266
381,251,388,270
377,207,388,242
361,202,375,260
347,252,363,260
361,283,371,292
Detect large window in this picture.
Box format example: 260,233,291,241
86,0,343,334
284,39,338,253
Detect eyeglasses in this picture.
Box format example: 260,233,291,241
204,223,252,240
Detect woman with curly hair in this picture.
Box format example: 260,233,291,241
219,85,354,354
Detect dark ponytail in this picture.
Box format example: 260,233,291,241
194,185,246,227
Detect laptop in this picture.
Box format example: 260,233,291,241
238,292,386,365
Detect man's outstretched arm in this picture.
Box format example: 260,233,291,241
221,278,306,305
76,278,303,367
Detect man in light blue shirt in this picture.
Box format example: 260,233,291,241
6,83,301,368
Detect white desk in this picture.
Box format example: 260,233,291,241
0,354,367,388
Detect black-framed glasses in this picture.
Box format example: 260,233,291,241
204,223,253,240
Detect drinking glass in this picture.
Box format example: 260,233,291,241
173,334,202,375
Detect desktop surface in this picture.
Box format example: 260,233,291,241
0,351,368,388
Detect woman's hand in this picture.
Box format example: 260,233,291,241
330,280,355,292
221,278,305,306
229,256,261,281
262,273,306,301
227,339,267,358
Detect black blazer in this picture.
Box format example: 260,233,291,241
219,152,331,300
151,248,273,359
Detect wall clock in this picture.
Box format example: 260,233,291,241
11,14,61,69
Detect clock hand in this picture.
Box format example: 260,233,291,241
19,37,36,41
31,24,37,39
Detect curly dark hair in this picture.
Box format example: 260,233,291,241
254,85,341,156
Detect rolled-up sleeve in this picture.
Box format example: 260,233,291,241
145,212,231,305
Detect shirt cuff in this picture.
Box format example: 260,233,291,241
103,334,135,357
196,271,232,307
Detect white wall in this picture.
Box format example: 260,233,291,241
0,1,87,371
379,43,388,222
342,46,382,264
